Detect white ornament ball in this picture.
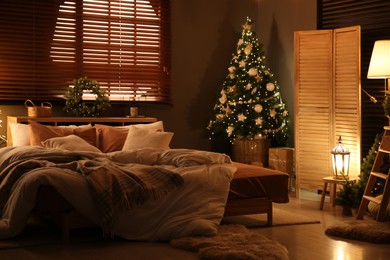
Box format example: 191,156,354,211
266,82,275,92
248,68,258,76
254,104,263,113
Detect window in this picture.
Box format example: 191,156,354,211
0,0,170,103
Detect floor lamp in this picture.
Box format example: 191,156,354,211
367,40,390,94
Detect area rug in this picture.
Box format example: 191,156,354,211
222,205,320,227
325,220,390,243
170,224,288,260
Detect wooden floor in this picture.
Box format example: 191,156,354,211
1,190,390,260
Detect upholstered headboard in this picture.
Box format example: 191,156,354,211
6,116,157,147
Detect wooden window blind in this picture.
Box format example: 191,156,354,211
294,26,361,193
318,0,390,156
0,0,170,103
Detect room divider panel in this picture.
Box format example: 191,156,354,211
294,26,361,197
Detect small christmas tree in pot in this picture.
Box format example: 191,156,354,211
207,17,290,166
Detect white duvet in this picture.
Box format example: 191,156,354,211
0,146,236,241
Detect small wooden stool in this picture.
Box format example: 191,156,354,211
319,176,358,210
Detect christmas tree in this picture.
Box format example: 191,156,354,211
207,17,290,146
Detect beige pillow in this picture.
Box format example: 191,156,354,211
9,122,93,146
96,121,165,153
42,135,102,153
9,122,30,146
28,120,97,147
122,126,173,151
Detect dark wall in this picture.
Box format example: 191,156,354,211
318,0,390,156
0,0,317,151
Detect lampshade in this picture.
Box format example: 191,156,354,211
331,136,350,179
367,40,390,79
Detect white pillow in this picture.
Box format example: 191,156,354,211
9,122,30,146
122,126,173,151
42,134,102,153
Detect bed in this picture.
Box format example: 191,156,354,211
0,119,289,241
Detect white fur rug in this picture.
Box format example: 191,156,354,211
170,224,289,260
325,220,390,243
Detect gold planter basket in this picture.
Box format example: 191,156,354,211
232,138,271,167
25,99,52,118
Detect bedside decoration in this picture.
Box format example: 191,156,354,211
64,77,110,117
25,99,52,118
130,106,139,117
207,17,290,149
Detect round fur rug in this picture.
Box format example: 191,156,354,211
325,220,390,243
170,224,288,260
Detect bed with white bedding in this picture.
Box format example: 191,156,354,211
0,119,289,241
0,146,236,241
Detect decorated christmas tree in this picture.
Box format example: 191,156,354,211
207,17,289,146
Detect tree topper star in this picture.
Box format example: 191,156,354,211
242,17,252,30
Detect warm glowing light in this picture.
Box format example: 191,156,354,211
331,136,350,179
367,40,390,79
367,40,390,93
336,247,345,260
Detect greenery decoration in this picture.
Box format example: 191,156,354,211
64,77,110,117
357,134,382,198
336,134,382,208
335,174,360,209
206,17,289,146
383,92,390,118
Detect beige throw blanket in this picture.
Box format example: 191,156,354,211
0,149,183,236
76,159,184,236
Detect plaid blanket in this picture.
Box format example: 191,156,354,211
0,148,183,236
76,159,184,236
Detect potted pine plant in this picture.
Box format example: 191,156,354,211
335,175,359,216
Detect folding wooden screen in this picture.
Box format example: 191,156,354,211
294,26,361,197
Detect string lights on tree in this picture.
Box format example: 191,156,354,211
207,17,290,146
